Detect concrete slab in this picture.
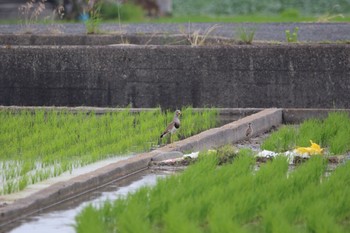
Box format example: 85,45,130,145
151,151,184,162
161,108,282,152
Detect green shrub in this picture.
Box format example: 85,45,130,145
100,2,144,21
280,8,300,18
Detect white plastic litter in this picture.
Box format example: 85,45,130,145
183,151,199,159
256,150,311,164
257,150,278,158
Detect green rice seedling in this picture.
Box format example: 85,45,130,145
261,125,297,152
323,112,350,154
18,175,28,191
262,112,350,155
4,180,16,194
329,129,350,155
75,205,107,233
0,107,218,194
288,156,327,195
296,118,324,147
75,148,350,232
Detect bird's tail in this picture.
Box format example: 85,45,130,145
160,131,168,138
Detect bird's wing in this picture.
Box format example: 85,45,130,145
164,121,175,133
246,129,251,136
160,121,175,137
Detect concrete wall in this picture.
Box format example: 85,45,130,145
1,44,349,108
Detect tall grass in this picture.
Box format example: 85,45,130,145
262,112,350,155
75,150,350,233
0,107,218,194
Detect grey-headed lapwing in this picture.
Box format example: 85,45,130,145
160,110,181,143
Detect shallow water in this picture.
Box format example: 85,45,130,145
6,170,168,233
1,155,132,200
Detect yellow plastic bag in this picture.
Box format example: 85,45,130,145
295,140,323,155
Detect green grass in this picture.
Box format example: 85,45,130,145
137,14,350,23
261,112,350,155
1,13,350,25
74,150,350,233
0,107,218,194
236,27,256,44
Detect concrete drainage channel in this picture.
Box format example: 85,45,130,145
4,169,169,233
0,107,349,232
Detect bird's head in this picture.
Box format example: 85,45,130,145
175,110,182,117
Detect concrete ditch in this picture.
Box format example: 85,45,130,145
0,108,282,227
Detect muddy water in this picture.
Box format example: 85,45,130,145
6,170,169,233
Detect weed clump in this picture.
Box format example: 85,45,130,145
236,27,256,44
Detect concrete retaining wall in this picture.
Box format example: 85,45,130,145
1,44,350,108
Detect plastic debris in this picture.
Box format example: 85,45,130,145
257,150,278,158
295,140,323,156
256,150,310,164
183,151,199,159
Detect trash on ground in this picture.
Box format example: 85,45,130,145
295,140,323,155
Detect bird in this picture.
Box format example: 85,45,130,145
245,123,253,142
160,110,181,143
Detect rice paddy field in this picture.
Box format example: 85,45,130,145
74,151,350,233
262,112,350,155
0,107,218,195
74,112,350,233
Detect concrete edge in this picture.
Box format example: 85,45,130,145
282,108,350,124
2,34,350,46
0,34,236,46
0,106,263,114
0,151,158,226
0,108,280,226
161,108,282,153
